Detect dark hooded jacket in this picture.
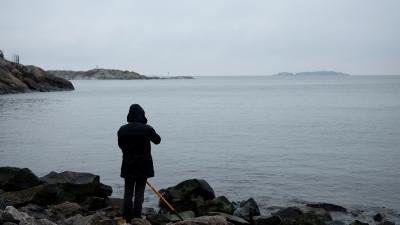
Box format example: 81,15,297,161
118,104,161,178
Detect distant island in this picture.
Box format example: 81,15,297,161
272,71,350,76
48,69,194,80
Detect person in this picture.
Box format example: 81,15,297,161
117,104,161,223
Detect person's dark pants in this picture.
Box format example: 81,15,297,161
123,177,147,222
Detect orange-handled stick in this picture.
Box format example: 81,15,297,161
146,181,184,221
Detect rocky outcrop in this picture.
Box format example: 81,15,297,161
47,69,194,80
47,69,147,80
0,59,74,94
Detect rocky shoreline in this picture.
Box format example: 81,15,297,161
0,167,396,225
0,59,74,95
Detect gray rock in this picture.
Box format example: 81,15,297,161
349,220,368,225
0,167,41,191
306,203,347,213
19,204,52,219
301,206,333,221
81,196,106,211
131,218,152,225
378,221,395,225
49,201,82,220
60,212,114,225
252,215,281,225
0,193,7,210
2,183,73,207
233,198,260,221
146,214,171,225
142,207,157,215
274,207,326,225
165,211,196,222
207,212,249,225
327,221,346,225
102,198,123,218
373,213,384,222
4,206,36,224
40,171,112,199
3,222,19,225
160,179,215,215
36,218,58,225
168,215,228,225
274,207,303,222
200,196,235,215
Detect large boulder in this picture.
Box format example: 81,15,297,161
0,167,41,191
273,207,326,225
233,198,260,221
1,184,74,207
160,179,215,215
40,171,112,199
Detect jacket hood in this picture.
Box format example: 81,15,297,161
127,104,148,124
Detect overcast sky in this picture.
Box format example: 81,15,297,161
1,0,399,75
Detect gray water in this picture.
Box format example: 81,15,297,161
1,76,400,220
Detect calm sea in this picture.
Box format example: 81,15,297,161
1,76,399,218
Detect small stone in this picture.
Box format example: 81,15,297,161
206,212,249,225
19,204,51,219
142,207,157,215
253,215,281,225
378,221,395,225
131,218,151,225
169,215,228,225
49,201,82,219
146,214,170,225
36,218,58,225
373,213,383,222
81,196,106,211
349,220,369,225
